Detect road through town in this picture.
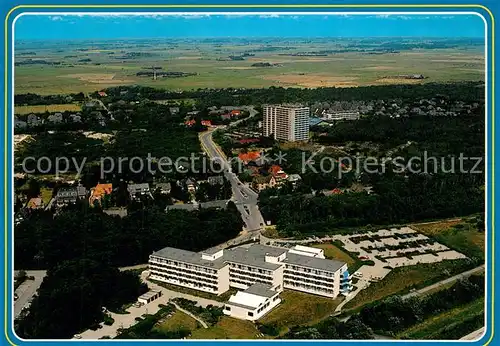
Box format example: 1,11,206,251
199,109,265,232
14,270,47,319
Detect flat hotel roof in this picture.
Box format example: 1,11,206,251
152,247,227,269
152,244,346,273
283,253,345,272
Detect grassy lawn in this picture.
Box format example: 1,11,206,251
398,298,484,340
262,226,280,239
310,243,356,267
39,187,53,205
15,103,82,115
412,215,485,259
190,316,261,339
343,259,475,311
411,219,463,235
154,310,199,333
258,290,343,335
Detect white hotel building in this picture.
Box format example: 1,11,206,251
149,244,351,309
263,104,310,142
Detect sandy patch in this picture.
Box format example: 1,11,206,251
259,74,359,88
58,73,133,84
375,78,424,84
83,131,114,141
175,56,203,60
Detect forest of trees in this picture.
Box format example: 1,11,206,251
15,202,243,270
14,92,85,105
259,110,484,237
15,260,148,339
15,201,242,339
282,275,483,340
358,275,484,337
99,82,484,107
282,315,374,339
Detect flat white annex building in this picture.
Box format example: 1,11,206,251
263,104,310,141
149,244,351,302
223,283,281,321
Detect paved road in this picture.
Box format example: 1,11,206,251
199,121,265,232
79,272,222,339
226,105,259,128
14,270,47,319
402,265,485,299
119,264,149,272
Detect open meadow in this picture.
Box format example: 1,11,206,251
15,38,484,94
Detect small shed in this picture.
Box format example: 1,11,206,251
137,290,162,305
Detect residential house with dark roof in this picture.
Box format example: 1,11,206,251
27,114,42,127
155,182,172,194
252,175,277,192
207,175,224,186
127,183,151,200
47,113,63,123
287,174,302,186
55,186,87,207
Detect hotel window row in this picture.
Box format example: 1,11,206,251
148,244,350,299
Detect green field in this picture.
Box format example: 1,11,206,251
189,316,261,339
412,215,485,259
14,39,485,94
398,298,484,340
258,290,343,335
154,310,199,333
310,243,357,267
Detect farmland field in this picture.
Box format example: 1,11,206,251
14,103,82,115
14,38,485,94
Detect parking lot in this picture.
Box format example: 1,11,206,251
78,271,222,339
265,226,467,311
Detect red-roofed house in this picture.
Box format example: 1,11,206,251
89,183,113,206
238,151,261,164
201,120,212,127
231,110,241,116
98,91,107,97
185,119,196,127
269,165,288,181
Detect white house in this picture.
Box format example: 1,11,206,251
223,283,281,321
